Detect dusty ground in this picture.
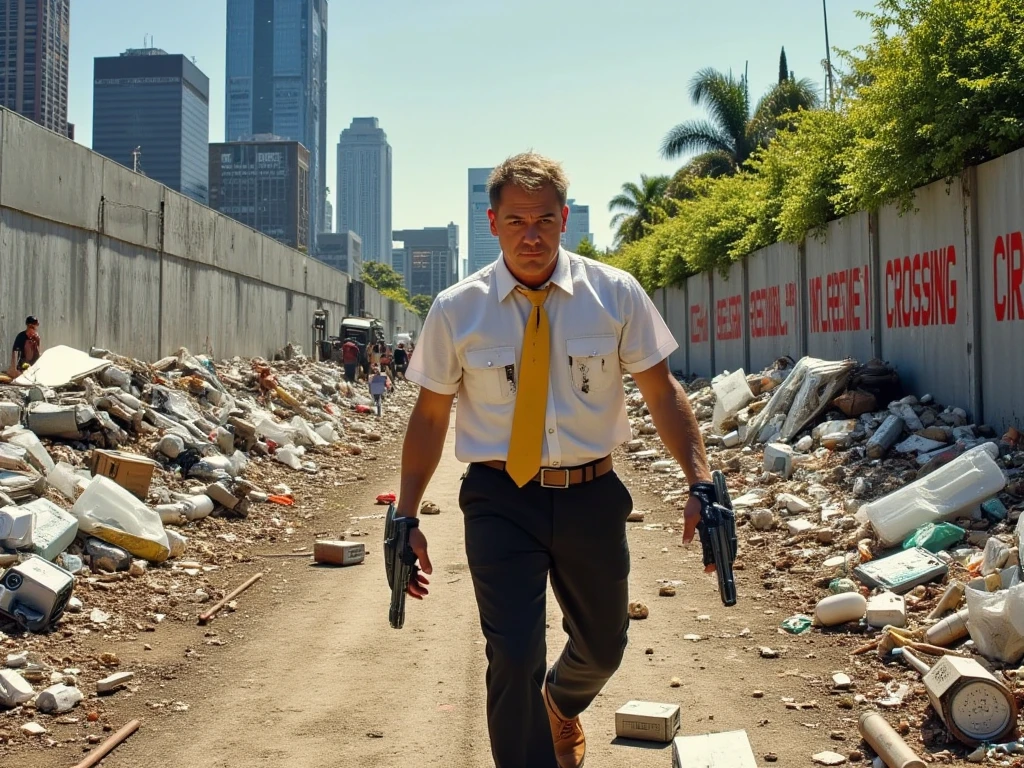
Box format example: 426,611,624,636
11,414,979,768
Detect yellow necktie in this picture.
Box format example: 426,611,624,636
506,286,551,487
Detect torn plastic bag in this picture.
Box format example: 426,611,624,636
70,476,170,563
0,442,29,471
744,357,857,446
711,369,754,434
966,581,1024,664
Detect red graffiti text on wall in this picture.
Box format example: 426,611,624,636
689,304,709,343
884,246,957,328
749,282,796,338
994,232,1024,322
716,295,743,341
809,265,870,333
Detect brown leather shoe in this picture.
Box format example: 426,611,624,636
543,684,586,768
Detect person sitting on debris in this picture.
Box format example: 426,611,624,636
8,315,42,378
341,338,360,383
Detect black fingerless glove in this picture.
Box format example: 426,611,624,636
688,482,718,568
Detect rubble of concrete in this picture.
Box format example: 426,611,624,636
623,356,1024,763
0,343,415,748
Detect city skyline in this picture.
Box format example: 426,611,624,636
467,167,499,276
61,1,873,251
225,0,327,254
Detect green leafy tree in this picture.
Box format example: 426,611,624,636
574,237,602,259
361,261,406,294
410,294,433,320
660,66,820,175
779,46,789,84
744,108,857,248
842,0,1024,212
608,174,670,247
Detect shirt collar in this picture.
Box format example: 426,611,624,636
495,247,574,302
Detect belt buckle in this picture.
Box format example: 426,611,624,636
539,468,570,489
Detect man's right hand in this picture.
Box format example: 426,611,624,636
406,526,433,599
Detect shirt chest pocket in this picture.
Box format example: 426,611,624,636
464,346,518,402
566,335,620,395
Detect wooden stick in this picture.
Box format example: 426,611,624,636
198,573,262,625
71,719,140,768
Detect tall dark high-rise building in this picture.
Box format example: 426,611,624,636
92,48,210,204
0,0,71,136
209,137,309,250
225,0,327,253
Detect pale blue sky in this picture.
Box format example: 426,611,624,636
68,0,875,252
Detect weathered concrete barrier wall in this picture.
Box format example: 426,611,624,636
0,109,420,363
659,146,1024,431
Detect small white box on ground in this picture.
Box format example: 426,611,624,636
866,591,907,628
672,729,757,768
314,540,365,567
615,700,681,743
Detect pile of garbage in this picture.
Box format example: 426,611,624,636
0,343,412,740
623,355,1024,762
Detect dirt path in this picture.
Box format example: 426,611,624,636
19,419,890,768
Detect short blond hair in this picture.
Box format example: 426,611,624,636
488,152,569,210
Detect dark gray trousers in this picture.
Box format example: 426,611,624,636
459,463,633,768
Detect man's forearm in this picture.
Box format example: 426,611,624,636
647,380,712,485
397,403,451,517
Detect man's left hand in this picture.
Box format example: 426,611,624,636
682,494,716,574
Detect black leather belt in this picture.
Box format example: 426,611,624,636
477,456,614,488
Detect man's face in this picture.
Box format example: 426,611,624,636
27,323,38,333
488,183,569,286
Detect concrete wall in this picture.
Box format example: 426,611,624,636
746,242,802,371
977,152,1024,431
0,109,419,363
712,261,745,374
686,273,713,377
660,144,1024,430
804,211,875,363
878,177,974,413
663,285,688,374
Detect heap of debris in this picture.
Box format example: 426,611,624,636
0,343,413,745
623,355,1024,764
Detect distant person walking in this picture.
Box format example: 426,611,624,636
393,342,409,380
8,316,42,378
341,338,360,383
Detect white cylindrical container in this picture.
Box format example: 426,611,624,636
815,592,867,626
924,608,970,647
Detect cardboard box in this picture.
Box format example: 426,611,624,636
89,450,159,499
314,540,365,567
615,700,681,743
672,730,757,768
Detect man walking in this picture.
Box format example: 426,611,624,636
341,338,360,383
398,153,711,768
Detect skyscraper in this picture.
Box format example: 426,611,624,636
225,0,327,251
393,223,459,298
208,137,309,249
93,49,210,204
0,0,70,136
323,200,333,234
337,117,392,265
468,167,499,275
562,199,593,251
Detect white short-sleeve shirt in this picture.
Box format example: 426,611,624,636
405,248,678,468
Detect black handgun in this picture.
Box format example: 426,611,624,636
383,503,419,629
690,470,739,607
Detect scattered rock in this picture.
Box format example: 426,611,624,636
628,601,649,620
419,500,441,515
759,647,779,659
813,750,847,765
659,585,676,597
626,510,646,522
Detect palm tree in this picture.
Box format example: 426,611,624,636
608,174,670,247
660,56,820,176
